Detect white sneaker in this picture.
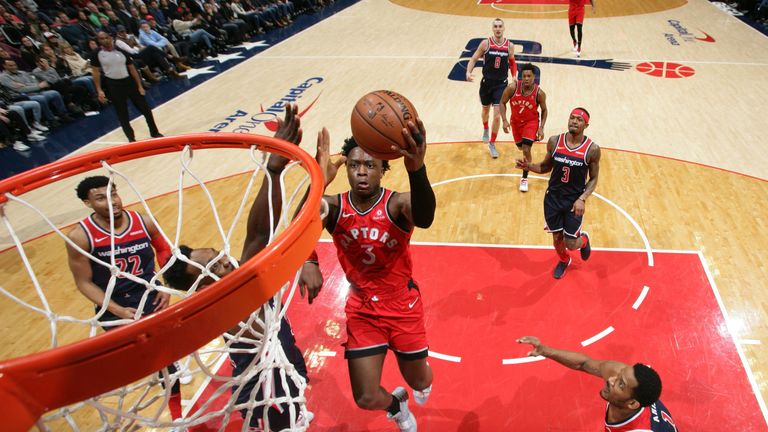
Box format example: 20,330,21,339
84,110,100,117
519,178,529,192
482,129,490,145
413,384,432,406
572,42,578,52
13,141,30,151
32,122,49,132
488,143,499,159
576,50,581,58
27,132,45,142
174,361,193,385
387,387,416,432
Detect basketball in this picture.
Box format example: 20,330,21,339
350,90,420,160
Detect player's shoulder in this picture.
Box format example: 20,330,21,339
67,222,89,247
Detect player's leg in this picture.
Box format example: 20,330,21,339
544,195,570,278
348,353,398,410
107,81,135,142
568,8,578,51
388,286,432,405
563,209,591,260
480,81,492,147
127,88,162,138
489,103,501,158
575,23,583,56
396,356,432,403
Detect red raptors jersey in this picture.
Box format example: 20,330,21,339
570,0,587,8
509,81,539,124
331,189,413,298
604,401,678,432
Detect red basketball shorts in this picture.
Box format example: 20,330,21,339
512,119,539,145
343,288,428,360
569,6,585,25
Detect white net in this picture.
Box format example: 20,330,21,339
0,141,320,432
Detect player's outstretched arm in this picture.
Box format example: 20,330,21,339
517,336,626,379
466,39,488,82
390,119,436,229
516,135,556,173
537,88,548,142
499,83,515,133
241,103,302,261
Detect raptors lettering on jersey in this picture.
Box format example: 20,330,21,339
509,81,539,123
332,189,413,297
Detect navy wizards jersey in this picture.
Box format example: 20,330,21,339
604,400,678,432
482,37,511,81
79,210,156,299
548,133,594,200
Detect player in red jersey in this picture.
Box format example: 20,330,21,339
516,108,600,279
517,336,677,432
569,0,596,57
302,119,435,432
499,63,548,192
466,18,518,159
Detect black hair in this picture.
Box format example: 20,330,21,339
341,136,390,173
76,176,110,200
164,245,195,290
521,63,535,73
632,363,662,407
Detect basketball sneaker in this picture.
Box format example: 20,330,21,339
488,143,499,159
553,257,571,279
580,231,591,261
572,41,578,52
388,387,417,432
519,178,529,192
576,49,581,58
482,129,490,145
413,384,432,406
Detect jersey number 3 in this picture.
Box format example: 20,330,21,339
361,245,376,265
561,166,570,183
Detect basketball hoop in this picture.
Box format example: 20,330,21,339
0,133,324,431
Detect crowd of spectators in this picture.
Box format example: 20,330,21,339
0,0,332,151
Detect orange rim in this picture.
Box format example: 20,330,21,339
0,133,324,431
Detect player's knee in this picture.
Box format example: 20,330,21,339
354,392,382,410
565,237,580,250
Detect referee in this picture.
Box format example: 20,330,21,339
91,31,163,142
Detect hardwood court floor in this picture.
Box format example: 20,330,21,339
1,0,768,429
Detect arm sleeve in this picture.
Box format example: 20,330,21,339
408,165,436,228
151,235,172,266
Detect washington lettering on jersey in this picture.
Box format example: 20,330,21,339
482,37,511,81
79,210,156,298
331,189,414,297
547,133,593,199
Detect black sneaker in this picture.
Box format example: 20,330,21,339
580,232,591,261
553,258,571,279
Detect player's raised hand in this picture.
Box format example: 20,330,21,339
515,158,529,170
274,103,302,145
516,336,546,357
315,127,345,187
394,119,427,172
268,104,303,172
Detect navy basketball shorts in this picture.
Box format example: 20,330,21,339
98,288,158,325
544,192,583,239
479,78,508,106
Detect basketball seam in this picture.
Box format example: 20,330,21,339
353,104,402,156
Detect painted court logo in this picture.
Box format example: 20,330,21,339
208,77,323,133
665,20,716,45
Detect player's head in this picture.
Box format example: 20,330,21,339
520,63,535,85
600,363,662,409
76,176,124,220
568,107,590,134
341,136,390,199
164,245,235,291
492,18,504,38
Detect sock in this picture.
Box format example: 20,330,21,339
168,392,182,420
490,132,498,144
483,121,489,130
387,395,400,415
522,169,529,179
581,233,589,248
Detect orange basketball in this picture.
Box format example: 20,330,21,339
350,90,420,160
